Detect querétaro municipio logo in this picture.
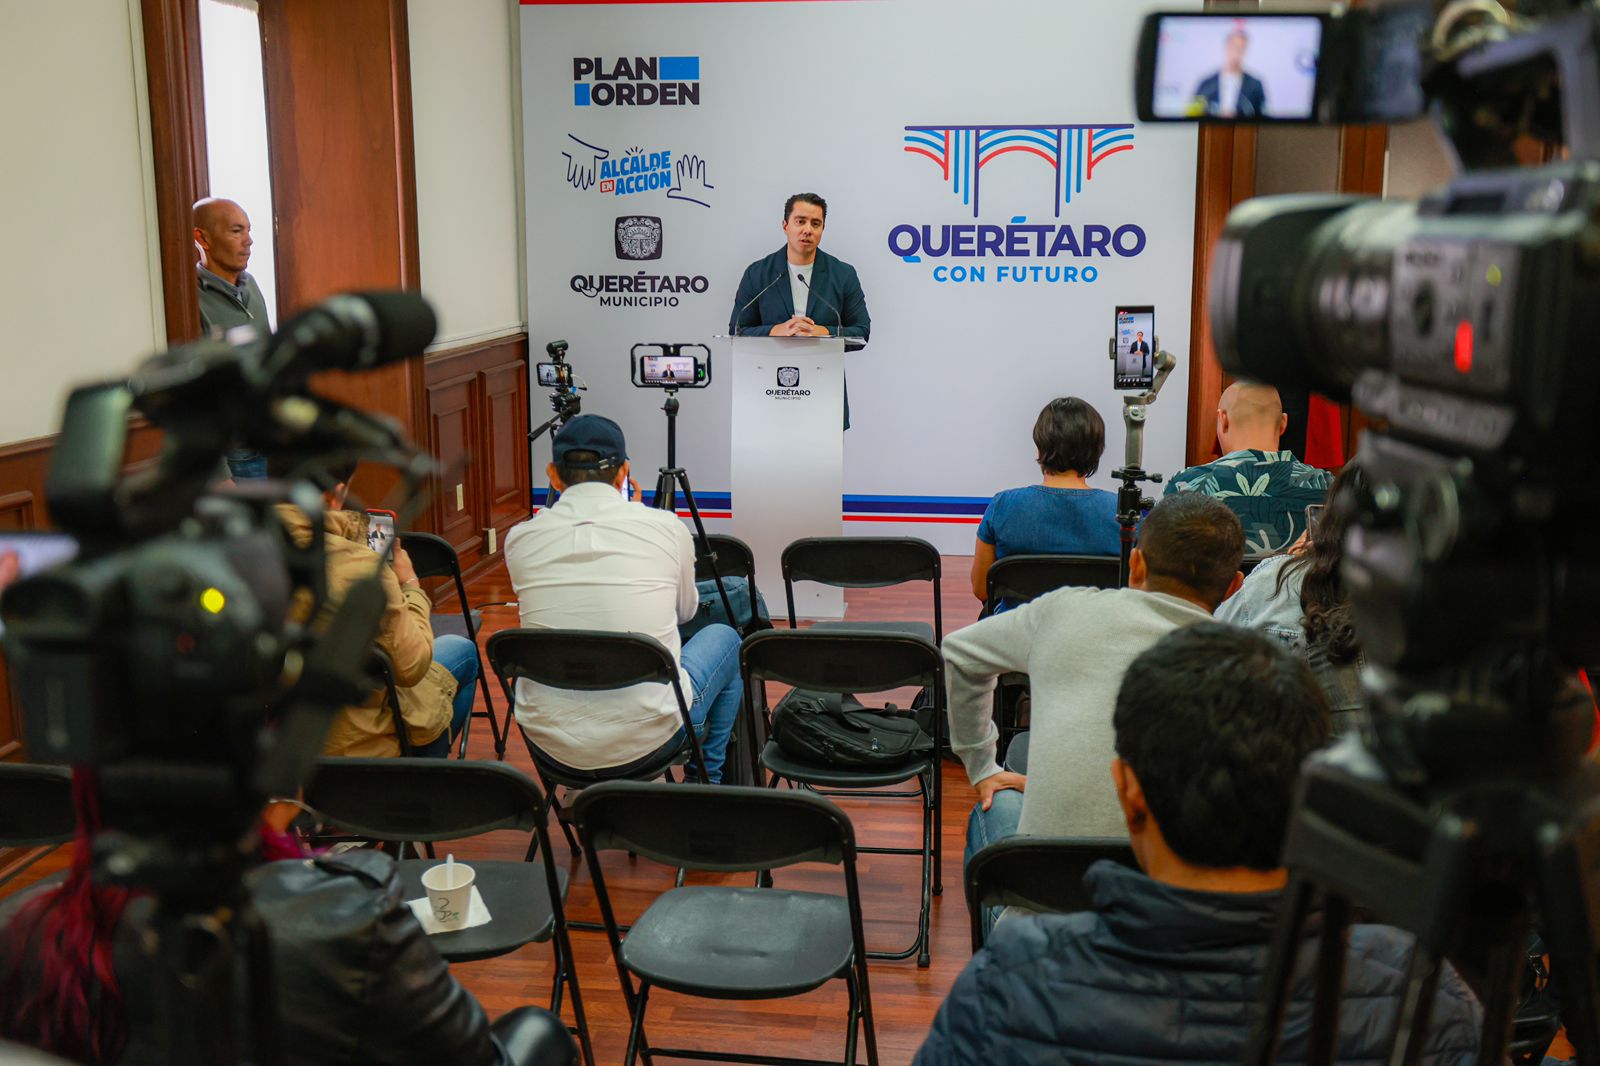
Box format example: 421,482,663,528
615,216,663,260
776,367,800,388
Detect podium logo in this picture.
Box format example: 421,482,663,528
574,56,700,107
776,367,800,388
615,216,663,260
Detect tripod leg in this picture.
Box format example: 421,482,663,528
676,470,735,623
1537,823,1600,1064
1474,916,1527,1066
1244,873,1316,1066
1386,945,1441,1066
1308,893,1351,1066
654,468,673,512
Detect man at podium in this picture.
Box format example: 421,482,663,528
730,192,871,425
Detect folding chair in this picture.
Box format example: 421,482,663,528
781,537,942,643
304,757,594,1066
980,553,1120,750
0,764,75,892
486,629,710,861
572,781,878,1066
742,629,943,967
965,835,1137,950
694,533,770,637
400,531,508,760
368,649,415,757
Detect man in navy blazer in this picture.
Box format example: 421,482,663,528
730,192,870,426
1193,29,1267,118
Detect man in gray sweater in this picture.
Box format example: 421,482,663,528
949,493,1246,879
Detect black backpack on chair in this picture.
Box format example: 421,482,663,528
770,690,934,769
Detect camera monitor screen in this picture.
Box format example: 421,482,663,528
536,361,562,387
0,532,80,637
1148,15,1322,121
641,354,698,386
1115,306,1156,391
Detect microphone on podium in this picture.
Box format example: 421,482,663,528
798,272,843,339
728,271,787,336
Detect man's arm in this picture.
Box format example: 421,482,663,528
377,549,434,686
833,265,871,342
731,262,780,336
943,598,1044,785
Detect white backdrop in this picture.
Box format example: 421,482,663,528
520,0,1200,553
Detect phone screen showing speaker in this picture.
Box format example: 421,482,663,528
1115,306,1156,390
641,355,696,385
536,362,561,387
0,532,80,637
366,512,397,556
1148,14,1323,121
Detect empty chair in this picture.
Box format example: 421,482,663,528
571,780,878,1066
692,533,770,637
304,757,593,1065
980,552,1120,618
400,531,508,760
781,537,942,644
742,628,943,967
486,629,711,856
965,835,1137,950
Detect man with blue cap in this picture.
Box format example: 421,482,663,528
502,415,743,781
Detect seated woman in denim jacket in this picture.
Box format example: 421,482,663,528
970,397,1120,609
1215,463,1367,735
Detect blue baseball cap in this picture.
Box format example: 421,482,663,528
552,415,628,469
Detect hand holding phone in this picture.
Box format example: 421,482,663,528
366,509,398,557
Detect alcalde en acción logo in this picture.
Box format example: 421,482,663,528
889,122,1146,286
574,56,700,107
562,135,715,208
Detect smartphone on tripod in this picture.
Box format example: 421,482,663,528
1114,305,1156,390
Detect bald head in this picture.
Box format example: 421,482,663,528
1216,381,1287,453
193,198,252,283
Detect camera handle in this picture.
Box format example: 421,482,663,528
1109,345,1177,589
651,388,736,628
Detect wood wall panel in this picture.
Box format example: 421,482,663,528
482,361,529,538
427,376,478,559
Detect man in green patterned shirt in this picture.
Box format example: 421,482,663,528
1165,381,1333,555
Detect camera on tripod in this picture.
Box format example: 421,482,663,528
631,342,711,389
536,338,584,421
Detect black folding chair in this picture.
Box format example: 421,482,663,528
304,757,594,1066
980,553,1121,749
400,531,507,760
368,649,415,757
742,629,943,967
486,629,710,860
694,533,770,637
572,781,878,1066
0,764,75,891
781,537,942,644
965,835,1137,950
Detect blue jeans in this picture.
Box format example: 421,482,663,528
225,447,267,481
414,635,478,758
965,788,1025,938
673,623,743,783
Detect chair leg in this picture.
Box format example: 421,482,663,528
544,784,584,860
857,954,880,1066
624,981,651,1066
916,771,933,968
844,967,861,1066
556,931,595,1066
932,762,944,897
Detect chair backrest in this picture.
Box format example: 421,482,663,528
983,553,1119,616
782,536,939,589
487,629,681,692
572,780,852,871
1240,554,1278,575
695,533,757,584
368,649,414,756
965,836,1137,949
398,531,464,582
306,757,543,842
740,629,942,699
0,764,75,847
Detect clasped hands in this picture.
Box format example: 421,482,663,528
772,315,831,338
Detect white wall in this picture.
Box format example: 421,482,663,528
408,0,525,348
0,0,164,444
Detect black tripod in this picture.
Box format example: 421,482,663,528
650,387,735,624
1245,672,1600,1066
1108,347,1175,588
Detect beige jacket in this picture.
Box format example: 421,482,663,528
277,506,456,756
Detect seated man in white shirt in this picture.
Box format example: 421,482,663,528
503,415,743,782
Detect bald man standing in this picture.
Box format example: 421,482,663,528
1165,381,1333,555
194,197,270,337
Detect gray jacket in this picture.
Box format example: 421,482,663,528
198,264,271,336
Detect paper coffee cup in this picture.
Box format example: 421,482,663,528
421,861,475,929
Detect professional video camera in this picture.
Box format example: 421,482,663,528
0,291,438,1065
1137,3,1600,1062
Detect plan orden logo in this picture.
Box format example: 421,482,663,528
776,366,800,388
889,120,1147,285
573,56,700,107
615,216,663,260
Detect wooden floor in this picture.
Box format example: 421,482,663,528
1,554,986,1066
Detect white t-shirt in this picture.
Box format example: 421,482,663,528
789,261,812,322
1218,70,1243,116
502,482,699,769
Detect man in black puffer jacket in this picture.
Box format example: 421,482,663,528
916,624,1482,1065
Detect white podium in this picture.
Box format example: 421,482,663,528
721,335,845,620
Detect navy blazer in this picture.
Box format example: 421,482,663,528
1194,71,1267,117
729,247,871,342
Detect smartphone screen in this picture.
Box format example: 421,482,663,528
1114,305,1156,390
642,354,697,385
536,362,562,387
0,531,81,637
1143,13,1324,122
366,510,397,556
